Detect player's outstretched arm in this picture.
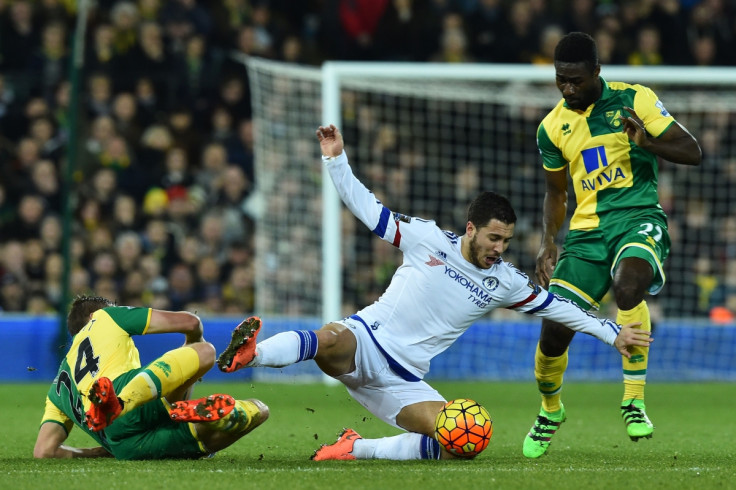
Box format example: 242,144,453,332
317,124,344,157
316,122,419,252
613,322,652,358
34,423,112,458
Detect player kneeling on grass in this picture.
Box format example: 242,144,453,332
33,295,269,460
215,124,653,461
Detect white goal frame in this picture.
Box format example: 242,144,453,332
320,62,736,324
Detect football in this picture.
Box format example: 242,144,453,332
435,398,493,457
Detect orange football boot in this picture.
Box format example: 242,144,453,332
311,428,362,461
169,394,236,422
85,377,123,432
217,317,262,373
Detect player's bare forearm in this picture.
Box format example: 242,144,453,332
535,245,557,288
148,310,203,337
49,445,113,458
614,322,652,358
645,130,702,166
537,171,567,285
620,107,702,166
540,197,565,245
317,124,344,157
34,423,113,458
541,170,567,244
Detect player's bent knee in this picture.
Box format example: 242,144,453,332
317,324,356,355
539,338,570,357
315,328,338,349
539,321,574,356
189,342,216,370
250,398,270,424
613,288,645,311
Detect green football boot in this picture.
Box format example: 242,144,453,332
621,399,654,441
522,404,566,458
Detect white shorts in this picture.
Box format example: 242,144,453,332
334,317,446,430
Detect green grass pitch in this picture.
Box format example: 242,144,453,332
2,380,733,489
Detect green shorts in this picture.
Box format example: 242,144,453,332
102,368,208,460
549,210,670,311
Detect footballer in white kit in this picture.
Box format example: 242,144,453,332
333,148,622,382
217,124,651,462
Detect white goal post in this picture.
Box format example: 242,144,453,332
247,56,736,325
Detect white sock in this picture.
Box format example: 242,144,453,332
248,330,318,367
351,433,440,460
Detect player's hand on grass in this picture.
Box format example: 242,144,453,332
317,124,344,157
620,106,649,149
614,321,652,358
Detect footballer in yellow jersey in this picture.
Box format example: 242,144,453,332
537,79,674,232
523,32,701,459
34,296,269,460
41,304,151,452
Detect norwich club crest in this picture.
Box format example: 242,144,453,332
606,109,623,130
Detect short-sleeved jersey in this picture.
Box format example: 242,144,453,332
537,77,675,230
40,306,152,449
325,152,622,380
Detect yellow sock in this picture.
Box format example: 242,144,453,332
207,399,262,434
534,343,568,413
618,300,650,402
118,346,200,416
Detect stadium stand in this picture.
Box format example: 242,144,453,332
0,0,734,327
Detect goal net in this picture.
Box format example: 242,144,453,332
245,58,736,381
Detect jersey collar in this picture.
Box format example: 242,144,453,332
598,76,613,100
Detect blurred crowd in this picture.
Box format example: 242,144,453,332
0,0,734,320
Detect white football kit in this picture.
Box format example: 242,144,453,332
324,151,621,426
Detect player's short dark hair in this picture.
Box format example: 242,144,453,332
67,295,115,336
467,191,517,228
554,31,598,72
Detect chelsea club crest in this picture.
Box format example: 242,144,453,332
483,277,499,292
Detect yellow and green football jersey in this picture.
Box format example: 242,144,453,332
41,306,152,447
537,77,675,230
